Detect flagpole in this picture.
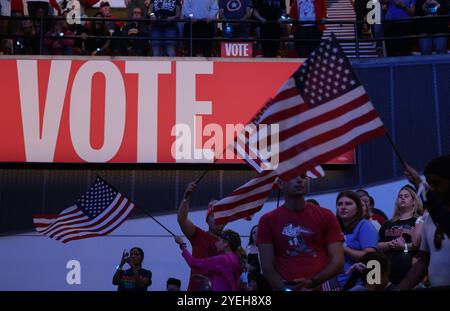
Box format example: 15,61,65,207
385,131,407,171
276,189,281,208
136,205,177,237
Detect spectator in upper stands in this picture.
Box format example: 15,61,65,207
26,0,61,18
382,0,416,56
377,185,422,286
86,12,111,55
177,181,226,291
182,0,219,57
1,0,24,37
70,16,91,55
415,0,449,55
219,0,253,39
43,20,74,55
0,0,23,38
166,277,182,291
112,247,152,291
257,175,344,291
354,0,370,39
289,0,327,58
335,191,378,289
253,0,286,57
174,230,244,291
356,189,387,224
13,19,38,54
1,0,10,17
59,0,102,17
149,0,181,56
115,6,149,56
125,0,148,19
98,1,124,32
398,155,450,289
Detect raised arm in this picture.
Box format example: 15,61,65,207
175,236,225,274
177,182,197,240
112,251,128,285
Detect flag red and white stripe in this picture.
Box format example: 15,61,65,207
33,177,135,243
233,36,385,181
213,171,277,224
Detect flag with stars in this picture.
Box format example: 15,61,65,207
231,35,385,181
33,177,135,243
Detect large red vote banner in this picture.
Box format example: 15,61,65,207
0,58,355,164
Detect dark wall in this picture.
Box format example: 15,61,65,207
1,55,449,233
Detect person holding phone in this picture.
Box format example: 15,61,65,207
112,247,152,291
377,186,423,285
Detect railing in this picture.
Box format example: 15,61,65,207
1,15,449,58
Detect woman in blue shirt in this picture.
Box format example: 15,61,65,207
335,191,379,289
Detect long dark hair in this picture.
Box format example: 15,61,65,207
248,225,258,246
336,191,364,233
130,247,144,266
221,230,246,266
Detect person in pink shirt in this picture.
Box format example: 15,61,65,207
175,230,244,291
177,182,226,290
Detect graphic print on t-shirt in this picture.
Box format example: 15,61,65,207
383,224,414,239
282,223,316,257
227,0,242,11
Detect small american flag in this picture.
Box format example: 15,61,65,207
33,177,135,243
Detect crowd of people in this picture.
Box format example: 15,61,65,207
0,0,449,56
111,154,450,291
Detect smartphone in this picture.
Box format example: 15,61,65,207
402,233,412,244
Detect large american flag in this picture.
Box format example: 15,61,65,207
213,36,385,224
33,177,135,243
236,35,385,180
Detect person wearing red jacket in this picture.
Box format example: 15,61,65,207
289,0,326,57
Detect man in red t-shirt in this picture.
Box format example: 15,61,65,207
257,174,344,290
177,182,226,291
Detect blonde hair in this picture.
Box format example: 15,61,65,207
391,186,423,221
